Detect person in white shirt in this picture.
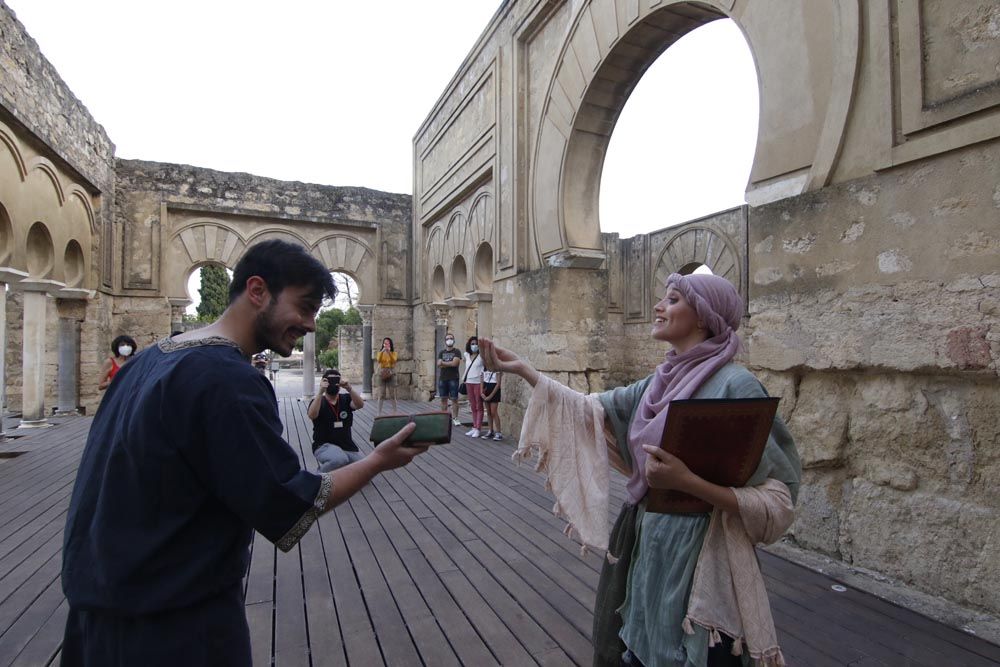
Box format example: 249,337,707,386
462,336,485,438
480,367,503,441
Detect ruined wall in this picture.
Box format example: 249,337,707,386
0,2,113,293
337,325,363,386
745,143,1000,612
372,304,416,400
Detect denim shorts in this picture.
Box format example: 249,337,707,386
438,378,460,399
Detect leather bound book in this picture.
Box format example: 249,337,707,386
645,397,780,514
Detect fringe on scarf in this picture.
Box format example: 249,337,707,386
513,442,605,561
682,617,785,666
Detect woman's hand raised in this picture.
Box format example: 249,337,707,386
479,338,541,387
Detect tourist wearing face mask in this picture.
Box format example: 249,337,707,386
437,333,462,425
463,336,485,438
98,335,138,391
307,368,365,471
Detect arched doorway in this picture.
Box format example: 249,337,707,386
599,19,758,237
532,2,738,267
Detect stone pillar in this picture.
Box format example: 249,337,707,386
0,283,6,435
432,306,450,396
56,317,81,414
168,298,191,335
18,283,52,427
358,305,374,398
0,270,27,435
469,291,493,338
302,332,316,398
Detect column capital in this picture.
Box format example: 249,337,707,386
55,287,94,301
16,278,65,294
357,304,375,326
0,267,28,284
431,305,450,327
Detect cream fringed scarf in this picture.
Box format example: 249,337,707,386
683,479,794,666
514,374,794,665
513,375,610,553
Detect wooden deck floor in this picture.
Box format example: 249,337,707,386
1,398,998,666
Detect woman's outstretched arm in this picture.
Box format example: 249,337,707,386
479,338,540,387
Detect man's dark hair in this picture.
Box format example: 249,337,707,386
229,239,336,304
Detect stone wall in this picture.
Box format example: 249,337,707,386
742,142,1000,612
337,325,363,385
372,304,415,399
0,3,114,191
484,142,1000,615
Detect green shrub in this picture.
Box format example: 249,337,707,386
317,349,339,371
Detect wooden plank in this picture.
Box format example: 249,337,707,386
0,575,65,665
244,532,275,667
338,494,422,666
8,598,67,667
297,523,348,666
349,487,460,667
3,405,1000,667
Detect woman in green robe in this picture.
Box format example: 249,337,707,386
481,273,801,667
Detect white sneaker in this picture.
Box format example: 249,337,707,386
469,429,481,438
452,419,462,426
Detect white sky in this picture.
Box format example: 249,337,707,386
8,0,757,253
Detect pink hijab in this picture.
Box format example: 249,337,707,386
625,273,744,504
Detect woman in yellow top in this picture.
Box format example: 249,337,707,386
376,337,398,414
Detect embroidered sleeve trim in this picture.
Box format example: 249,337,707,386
275,472,333,552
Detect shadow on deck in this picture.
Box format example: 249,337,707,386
0,399,997,666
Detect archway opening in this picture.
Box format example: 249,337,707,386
63,240,85,287
431,265,445,302
0,203,12,266
450,256,468,299
184,263,233,322
26,222,54,278
315,271,361,370
598,18,758,238
473,243,493,292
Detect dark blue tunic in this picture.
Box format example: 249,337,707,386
61,337,329,666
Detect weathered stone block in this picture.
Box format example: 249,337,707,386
788,469,845,557
788,374,852,468
841,480,1000,612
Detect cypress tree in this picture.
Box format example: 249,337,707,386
196,264,230,321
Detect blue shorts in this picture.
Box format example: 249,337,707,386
438,378,460,399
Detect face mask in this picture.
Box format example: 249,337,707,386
470,344,479,353
445,339,454,347
118,346,133,357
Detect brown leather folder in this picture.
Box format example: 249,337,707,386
645,397,779,514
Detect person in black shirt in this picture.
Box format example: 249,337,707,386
60,239,429,667
308,368,364,471
437,333,463,426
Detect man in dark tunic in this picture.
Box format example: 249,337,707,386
61,240,428,666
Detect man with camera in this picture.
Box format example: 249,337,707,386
308,368,364,471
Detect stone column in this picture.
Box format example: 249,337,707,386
18,281,56,427
468,291,493,338
432,306,450,396
358,305,374,398
168,298,191,335
302,332,316,398
55,317,81,414
0,269,27,435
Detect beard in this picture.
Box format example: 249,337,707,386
253,299,300,356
